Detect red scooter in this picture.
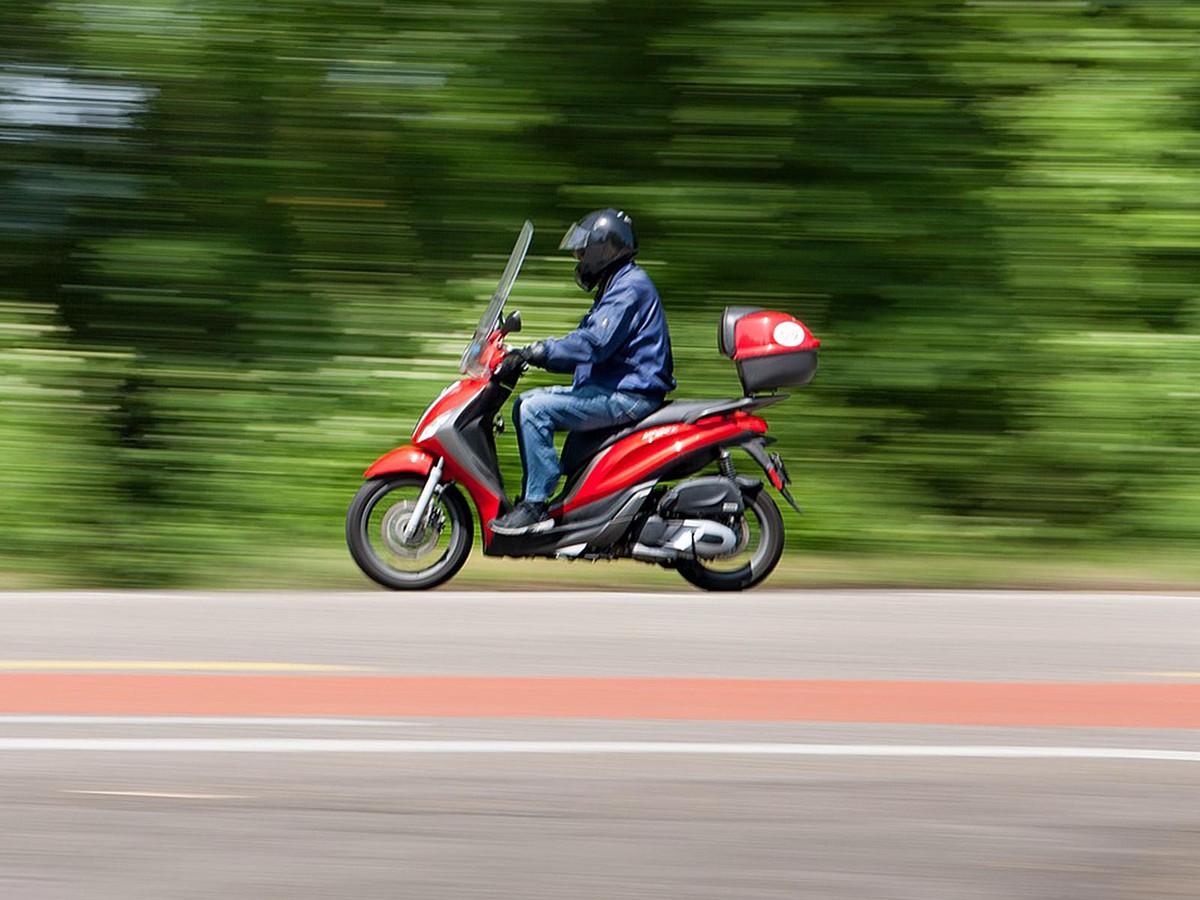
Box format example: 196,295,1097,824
346,222,819,591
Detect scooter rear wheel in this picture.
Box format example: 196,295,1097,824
346,476,473,590
675,489,784,592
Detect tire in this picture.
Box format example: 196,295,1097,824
676,489,785,592
346,476,473,590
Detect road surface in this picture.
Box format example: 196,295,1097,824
0,590,1197,899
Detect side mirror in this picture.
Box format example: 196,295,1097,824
500,310,522,335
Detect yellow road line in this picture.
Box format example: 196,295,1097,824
0,661,375,672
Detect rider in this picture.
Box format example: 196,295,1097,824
489,208,675,535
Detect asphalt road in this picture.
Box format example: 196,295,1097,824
0,590,1198,899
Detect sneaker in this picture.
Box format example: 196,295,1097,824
489,501,553,535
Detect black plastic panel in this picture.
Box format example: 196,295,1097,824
736,349,818,394
658,476,743,518
719,306,762,358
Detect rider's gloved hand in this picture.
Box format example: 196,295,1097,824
494,349,526,381
516,341,548,368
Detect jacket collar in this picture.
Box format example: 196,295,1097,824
596,260,636,301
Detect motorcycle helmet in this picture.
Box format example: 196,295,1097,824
558,208,638,292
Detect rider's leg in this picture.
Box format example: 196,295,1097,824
511,390,530,501
514,385,659,504
492,386,660,535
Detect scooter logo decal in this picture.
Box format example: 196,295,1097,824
641,426,682,443
773,321,806,348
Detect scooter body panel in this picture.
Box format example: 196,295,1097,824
412,378,489,444
428,436,505,540
558,413,769,514
363,444,435,479
412,373,513,542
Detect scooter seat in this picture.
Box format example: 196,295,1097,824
559,397,757,478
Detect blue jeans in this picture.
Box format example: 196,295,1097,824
512,385,661,504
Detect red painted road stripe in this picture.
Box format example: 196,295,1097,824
1,675,1199,728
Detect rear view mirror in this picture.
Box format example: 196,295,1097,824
500,310,522,335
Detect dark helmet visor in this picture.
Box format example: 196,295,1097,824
559,222,590,251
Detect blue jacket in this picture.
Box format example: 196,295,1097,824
542,263,675,399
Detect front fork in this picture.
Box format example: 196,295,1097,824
400,457,445,542
733,441,803,514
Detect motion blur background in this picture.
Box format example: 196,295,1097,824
2,0,1198,588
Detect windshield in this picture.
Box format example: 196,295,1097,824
460,220,534,377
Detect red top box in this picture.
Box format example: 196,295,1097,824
718,307,820,395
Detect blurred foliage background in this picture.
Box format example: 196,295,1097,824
2,0,1199,588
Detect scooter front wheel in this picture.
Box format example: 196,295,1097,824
346,476,473,590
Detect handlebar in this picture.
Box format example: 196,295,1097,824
491,342,527,386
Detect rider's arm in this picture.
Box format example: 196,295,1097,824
541,282,641,372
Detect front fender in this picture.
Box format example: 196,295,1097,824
363,444,435,479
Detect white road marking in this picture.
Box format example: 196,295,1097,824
0,740,1196,760
0,716,417,727
62,790,248,799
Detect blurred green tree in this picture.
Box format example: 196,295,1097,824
1,0,1198,585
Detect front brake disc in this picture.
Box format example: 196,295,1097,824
381,501,439,559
